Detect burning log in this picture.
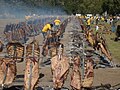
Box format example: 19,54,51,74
70,55,82,90
24,40,40,90
51,43,69,89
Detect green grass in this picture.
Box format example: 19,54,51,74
104,33,120,62
103,21,120,62
83,19,120,62
91,21,120,62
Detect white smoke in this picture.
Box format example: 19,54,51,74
0,0,67,19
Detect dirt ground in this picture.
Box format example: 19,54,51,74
0,18,120,90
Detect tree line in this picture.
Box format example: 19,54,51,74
3,0,120,15
60,0,120,15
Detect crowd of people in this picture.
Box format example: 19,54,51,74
80,15,119,34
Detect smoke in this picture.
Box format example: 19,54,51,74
0,0,67,19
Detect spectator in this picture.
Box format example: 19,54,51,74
95,24,99,32
111,18,117,32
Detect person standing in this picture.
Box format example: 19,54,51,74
111,18,117,33
87,18,91,30
54,17,61,31
42,23,53,40
95,24,99,32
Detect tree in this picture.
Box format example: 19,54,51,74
3,0,119,15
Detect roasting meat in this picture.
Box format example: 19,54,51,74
51,55,69,89
0,58,16,85
83,58,94,88
70,56,82,90
24,40,40,90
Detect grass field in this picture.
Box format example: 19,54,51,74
104,32,120,63
84,19,120,63
92,20,120,63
